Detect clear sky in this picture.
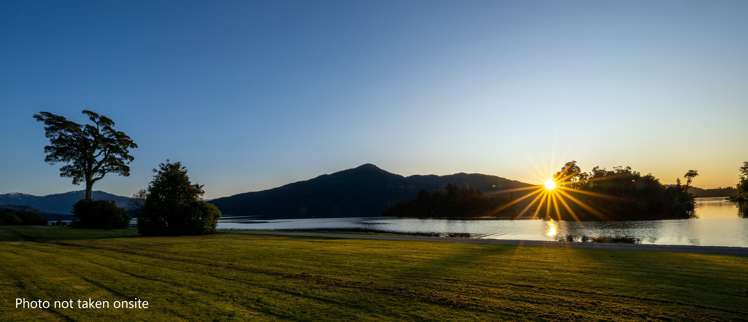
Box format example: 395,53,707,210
1,0,747,198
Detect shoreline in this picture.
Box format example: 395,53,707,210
227,229,748,256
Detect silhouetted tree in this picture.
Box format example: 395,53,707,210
33,110,137,201
735,162,748,217
138,161,221,235
738,162,748,195
383,184,509,218
549,161,694,220
554,161,585,187
72,199,129,229
0,206,48,225
683,170,699,192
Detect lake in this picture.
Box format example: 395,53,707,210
218,197,748,247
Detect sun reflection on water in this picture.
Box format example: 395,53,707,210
545,220,558,238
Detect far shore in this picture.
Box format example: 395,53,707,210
229,229,748,256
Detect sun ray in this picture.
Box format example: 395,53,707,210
485,162,622,223
516,190,546,219
532,191,549,219
555,192,581,222
486,186,540,196
551,193,561,221
557,189,607,220
558,186,621,200
491,188,543,214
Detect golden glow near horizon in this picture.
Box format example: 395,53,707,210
489,162,610,223
544,220,559,238
543,179,557,191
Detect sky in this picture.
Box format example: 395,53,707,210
1,0,747,199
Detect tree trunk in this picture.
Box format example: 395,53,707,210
85,181,93,201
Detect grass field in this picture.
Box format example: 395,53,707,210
1,226,747,321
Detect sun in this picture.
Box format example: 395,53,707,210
543,179,557,191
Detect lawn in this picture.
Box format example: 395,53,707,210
1,226,747,321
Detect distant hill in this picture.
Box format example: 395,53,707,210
0,191,134,215
688,186,737,198
210,163,530,218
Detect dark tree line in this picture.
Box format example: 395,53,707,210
730,161,748,217
553,161,695,220
383,184,515,218
384,161,697,221
0,206,48,225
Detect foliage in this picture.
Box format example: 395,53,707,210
683,170,699,190
383,184,511,218
0,206,47,225
33,110,137,201
138,161,220,235
387,162,696,220
552,161,695,220
732,161,748,217
72,200,129,229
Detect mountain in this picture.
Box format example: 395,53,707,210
210,163,530,218
0,191,134,215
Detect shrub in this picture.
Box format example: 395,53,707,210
0,213,21,225
0,206,48,225
72,200,129,229
177,201,221,235
138,161,221,236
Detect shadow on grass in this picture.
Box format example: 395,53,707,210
564,246,748,319
393,243,515,281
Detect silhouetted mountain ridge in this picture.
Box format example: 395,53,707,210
210,164,530,218
0,191,134,215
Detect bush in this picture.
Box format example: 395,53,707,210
0,213,21,225
138,161,221,235
181,201,221,235
0,206,48,225
72,200,129,229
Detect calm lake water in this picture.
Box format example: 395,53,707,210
218,197,748,247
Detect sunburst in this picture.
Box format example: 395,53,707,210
488,163,614,222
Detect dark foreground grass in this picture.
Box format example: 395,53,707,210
1,226,747,321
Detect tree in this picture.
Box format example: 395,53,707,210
739,162,748,193
138,161,221,235
736,162,748,217
33,110,137,201
548,161,694,220
554,161,585,187
683,170,699,191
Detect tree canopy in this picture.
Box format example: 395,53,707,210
735,161,748,217
33,110,137,201
138,161,221,235
554,164,694,220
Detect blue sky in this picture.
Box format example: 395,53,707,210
1,0,747,198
